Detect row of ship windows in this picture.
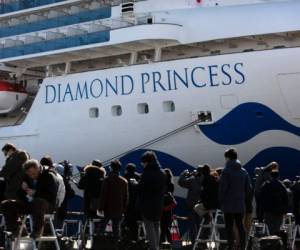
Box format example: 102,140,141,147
89,101,175,118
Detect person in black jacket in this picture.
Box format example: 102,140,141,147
123,163,141,241
78,162,106,218
137,151,166,250
201,165,219,211
160,168,175,244
1,159,59,238
0,143,28,199
260,170,288,235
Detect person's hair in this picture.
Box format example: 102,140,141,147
110,159,122,172
40,155,53,168
126,163,136,174
270,170,280,179
92,159,102,168
141,151,157,164
24,159,40,171
224,148,238,160
202,164,211,176
84,164,106,177
2,143,16,152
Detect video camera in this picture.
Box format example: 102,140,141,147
59,160,73,180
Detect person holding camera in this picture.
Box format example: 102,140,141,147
178,166,204,242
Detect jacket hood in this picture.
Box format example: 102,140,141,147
145,161,161,170
226,159,242,170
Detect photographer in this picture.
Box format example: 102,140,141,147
178,166,203,242
2,159,59,239
0,143,28,199
78,160,106,218
56,160,75,224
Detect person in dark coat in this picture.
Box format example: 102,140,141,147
260,170,288,235
219,148,252,250
137,151,166,250
178,166,203,242
254,162,278,222
2,159,59,238
292,177,300,225
98,159,128,239
160,168,175,243
0,143,28,199
201,165,219,210
78,162,106,218
123,163,141,241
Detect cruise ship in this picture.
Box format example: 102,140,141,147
0,0,300,197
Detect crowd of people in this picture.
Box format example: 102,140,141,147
0,143,299,250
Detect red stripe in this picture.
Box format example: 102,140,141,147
0,81,27,93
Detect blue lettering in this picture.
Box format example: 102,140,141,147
62,83,74,102
166,70,173,90
75,81,89,100
121,75,134,95
221,64,232,85
45,85,56,104
191,67,206,88
208,65,219,87
141,73,150,93
234,63,245,84
152,72,166,92
57,84,61,103
105,77,118,97
90,79,103,98
173,68,188,89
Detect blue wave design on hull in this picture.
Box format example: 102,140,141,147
199,102,300,145
243,147,300,179
119,147,300,179
120,149,195,176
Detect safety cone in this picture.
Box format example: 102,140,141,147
105,220,113,233
171,215,182,249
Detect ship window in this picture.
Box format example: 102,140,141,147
89,107,99,118
163,101,175,112
112,105,122,116
138,103,149,114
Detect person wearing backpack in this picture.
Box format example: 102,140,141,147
40,156,66,210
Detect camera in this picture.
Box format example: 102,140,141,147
60,160,73,180
184,169,198,177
